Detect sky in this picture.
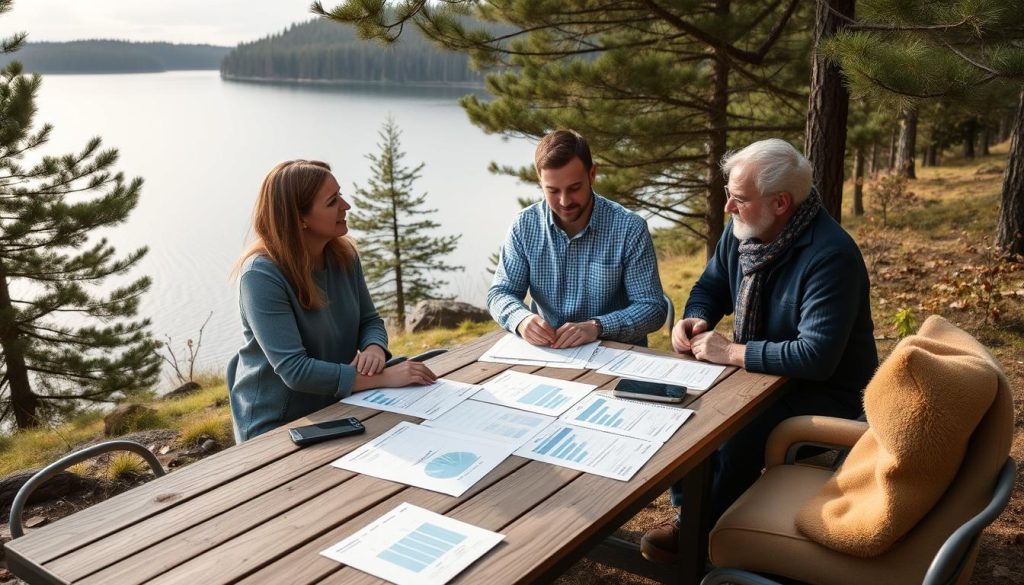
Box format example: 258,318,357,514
3,0,322,46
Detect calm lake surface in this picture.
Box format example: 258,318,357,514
34,70,535,376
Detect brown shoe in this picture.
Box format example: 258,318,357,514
640,516,680,564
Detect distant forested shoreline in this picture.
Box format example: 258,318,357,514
2,40,230,74
220,19,483,86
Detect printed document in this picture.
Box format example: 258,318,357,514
515,422,660,481
321,502,503,585
597,350,726,392
332,422,513,497
560,393,693,443
584,346,627,370
340,378,482,420
423,400,555,449
479,333,598,369
472,370,595,416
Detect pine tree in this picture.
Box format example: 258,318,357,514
314,0,812,259
349,117,463,329
823,0,1024,255
0,1,160,429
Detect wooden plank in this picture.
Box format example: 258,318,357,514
76,465,362,585
446,368,785,584
147,456,530,584
237,456,533,585
318,461,583,585
139,473,406,585
4,404,381,566
46,412,415,582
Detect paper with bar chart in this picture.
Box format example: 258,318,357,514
332,422,514,496
479,333,599,369
514,422,661,481
559,393,693,443
472,370,595,416
321,502,504,585
423,400,555,449
597,350,726,392
340,378,482,420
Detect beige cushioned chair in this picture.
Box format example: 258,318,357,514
704,316,1015,585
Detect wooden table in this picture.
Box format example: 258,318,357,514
6,331,785,585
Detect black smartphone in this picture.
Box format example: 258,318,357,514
288,417,365,446
611,379,688,403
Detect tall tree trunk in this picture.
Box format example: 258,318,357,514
925,143,937,167
388,156,406,329
804,0,854,224
997,90,1024,256
963,117,977,159
888,127,897,169
896,107,918,179
999,114,1011,143
981,126,990,157
0,260,38,429
703,0,729,261
853,147,865,216
869,142,879,175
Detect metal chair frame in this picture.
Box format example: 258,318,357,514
9,440,166,539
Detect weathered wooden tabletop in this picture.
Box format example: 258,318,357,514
6,331,785,585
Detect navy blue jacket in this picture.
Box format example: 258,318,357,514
685,209,878,399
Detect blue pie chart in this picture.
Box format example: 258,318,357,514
425,452,479,479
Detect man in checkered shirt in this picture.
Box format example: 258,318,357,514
487,129,667,348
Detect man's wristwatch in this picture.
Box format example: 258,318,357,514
591,318,603,337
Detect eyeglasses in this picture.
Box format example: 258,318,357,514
724,186,782,207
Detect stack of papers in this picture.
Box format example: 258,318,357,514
332,359,697,492
479,333,599,369
340,379,482,420
321,502,503,585
597,350,726,392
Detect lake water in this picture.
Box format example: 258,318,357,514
33,70,536,378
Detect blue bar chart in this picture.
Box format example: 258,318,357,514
573,398,625,428
377,522,466,573
561,393,694,442
517,384,571,410
363,390,401,407
474,370,595,416
532,426,589,463
516,422,660,481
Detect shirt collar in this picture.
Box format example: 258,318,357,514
545,192,604,239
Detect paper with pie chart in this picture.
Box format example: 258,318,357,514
331,421,514,496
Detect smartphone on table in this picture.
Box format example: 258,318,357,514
611,379,688,403
288,417,365,446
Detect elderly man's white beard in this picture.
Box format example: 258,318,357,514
731,208,776,241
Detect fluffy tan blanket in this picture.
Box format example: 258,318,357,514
795,316,1000,557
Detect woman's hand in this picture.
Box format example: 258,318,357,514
353,344,387,376
377,360,437,387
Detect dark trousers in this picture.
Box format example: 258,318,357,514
670,383,863,524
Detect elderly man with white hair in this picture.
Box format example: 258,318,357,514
641,139,878,563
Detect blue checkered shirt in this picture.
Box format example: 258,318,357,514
487,194,666,345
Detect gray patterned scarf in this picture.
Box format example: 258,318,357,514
733,188,822,343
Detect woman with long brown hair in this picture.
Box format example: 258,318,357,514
227,160,435,441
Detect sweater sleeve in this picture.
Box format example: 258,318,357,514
683,224,734,327
743,249,866,380
239,268,357,399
